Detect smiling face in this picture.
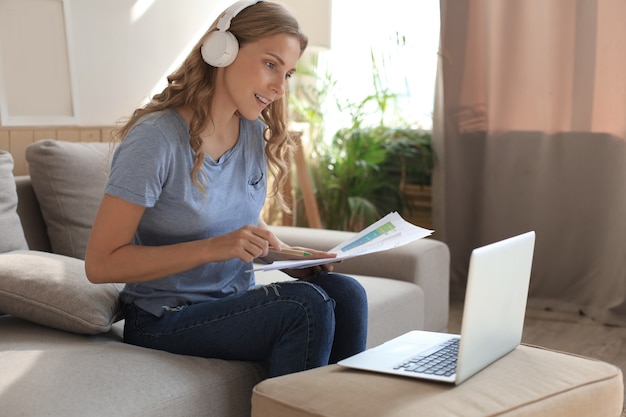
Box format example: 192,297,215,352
218,33,301,121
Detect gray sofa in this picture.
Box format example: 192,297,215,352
0,141,450,417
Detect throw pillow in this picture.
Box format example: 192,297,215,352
26,139,115,259
0,151,29,252
0,250,123,334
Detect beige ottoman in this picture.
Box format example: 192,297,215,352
252,345,624,417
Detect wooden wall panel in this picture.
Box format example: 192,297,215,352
0,130,8,151
0,126,115,175
8,131,34,175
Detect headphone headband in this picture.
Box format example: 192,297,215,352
216,0,261,32
201,0,264,67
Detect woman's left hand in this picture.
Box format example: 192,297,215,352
279,248,338,281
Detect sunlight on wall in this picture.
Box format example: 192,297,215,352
131,0,156,22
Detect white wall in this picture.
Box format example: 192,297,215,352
68,0,230,125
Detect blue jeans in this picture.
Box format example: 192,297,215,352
122,273,368,377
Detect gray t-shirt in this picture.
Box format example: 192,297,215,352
106,109,267,316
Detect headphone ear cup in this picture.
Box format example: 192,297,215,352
201,30,240,67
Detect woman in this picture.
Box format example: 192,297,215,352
85,0,368,378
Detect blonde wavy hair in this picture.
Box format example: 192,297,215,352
115,1,308,209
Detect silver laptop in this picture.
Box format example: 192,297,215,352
338,231,536,385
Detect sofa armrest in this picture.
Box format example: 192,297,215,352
268,226,450,331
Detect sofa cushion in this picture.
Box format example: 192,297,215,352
0,151,28,252
0,316,267,417
25,139,115,259
0,250,123,334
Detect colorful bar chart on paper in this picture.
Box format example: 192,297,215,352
340,221,396,252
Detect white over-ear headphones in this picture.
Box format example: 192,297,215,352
201,0,264,67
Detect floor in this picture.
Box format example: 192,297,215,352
447,299,626,416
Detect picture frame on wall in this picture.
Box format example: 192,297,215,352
0,0,78,126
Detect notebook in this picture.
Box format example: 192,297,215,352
337,231,536,385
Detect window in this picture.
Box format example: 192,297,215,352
322,0,440,134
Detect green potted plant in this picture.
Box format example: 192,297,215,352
288,46,433,231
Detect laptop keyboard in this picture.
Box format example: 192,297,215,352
393,338,460,377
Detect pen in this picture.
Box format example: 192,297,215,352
269,248,313,257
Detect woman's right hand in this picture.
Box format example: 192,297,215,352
208,225,282,263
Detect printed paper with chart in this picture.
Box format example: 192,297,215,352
253,212,433,271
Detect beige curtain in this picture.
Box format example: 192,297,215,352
433,0,626,325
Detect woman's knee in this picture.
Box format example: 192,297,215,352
311,273,367,305
274,281,335,315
